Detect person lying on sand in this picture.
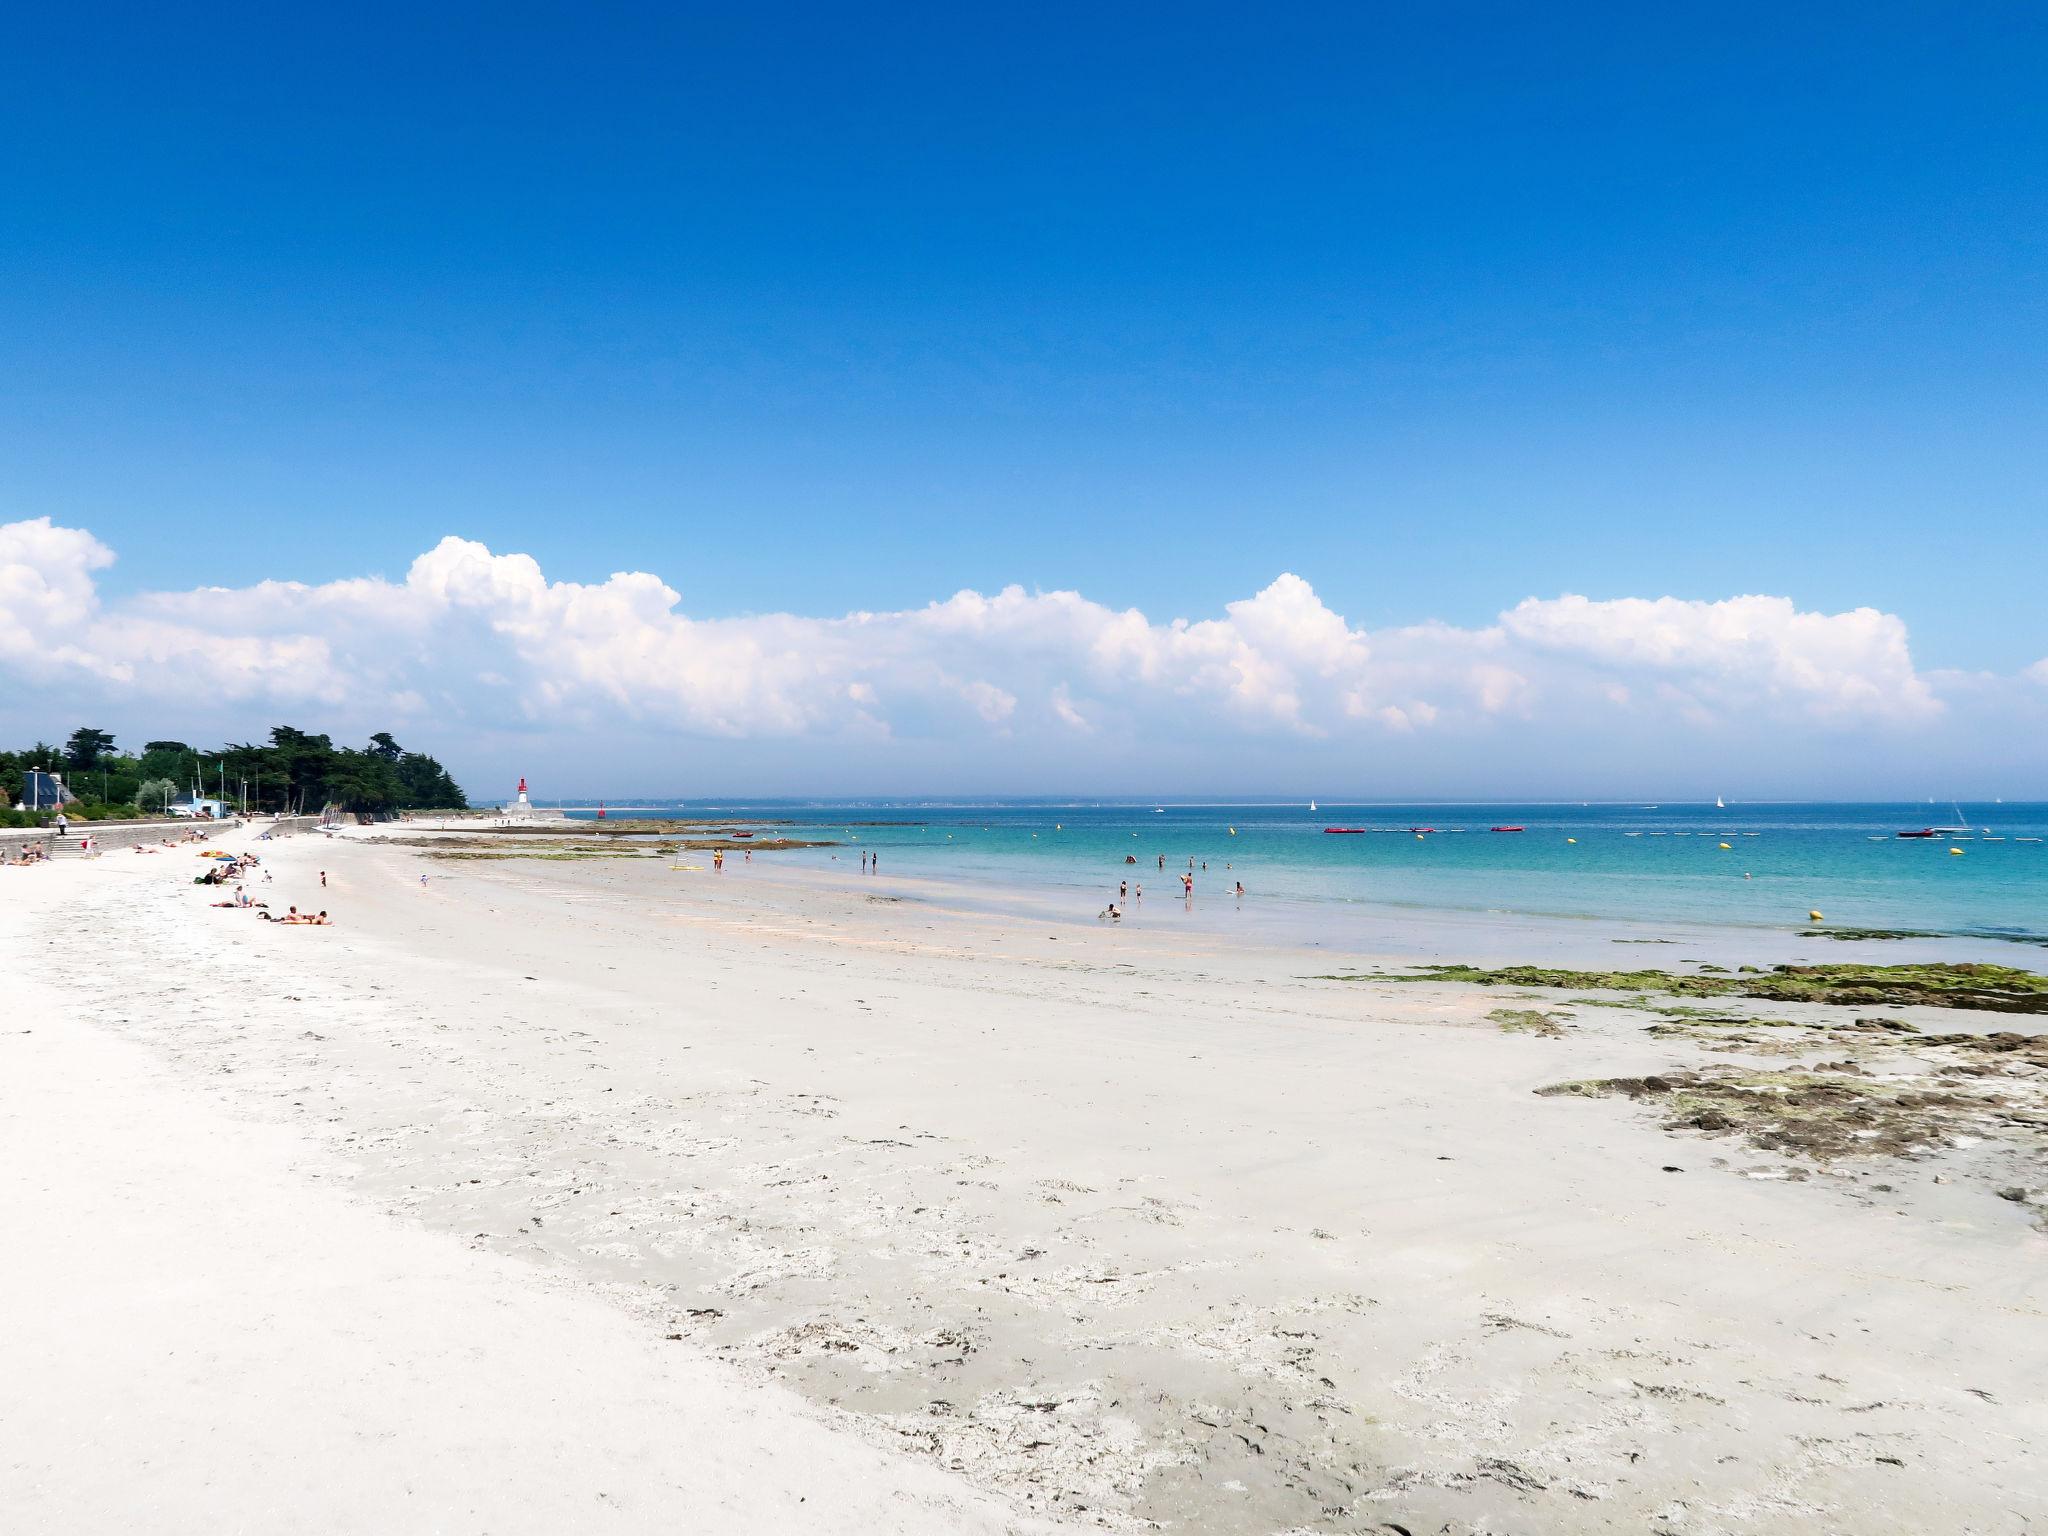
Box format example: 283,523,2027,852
262,908,331,925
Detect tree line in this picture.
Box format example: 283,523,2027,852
1,726,468,825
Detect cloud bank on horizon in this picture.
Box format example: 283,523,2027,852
2,515,2040,794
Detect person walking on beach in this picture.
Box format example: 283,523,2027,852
319,870,327,887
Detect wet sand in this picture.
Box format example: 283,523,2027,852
6,830,2046,1533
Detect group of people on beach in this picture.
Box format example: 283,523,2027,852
5,823,219,868
193,847,333,925
195,853,264,886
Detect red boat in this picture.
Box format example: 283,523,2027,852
1896,829,1939,838
1323,827,1368,834
1489,825,1526,833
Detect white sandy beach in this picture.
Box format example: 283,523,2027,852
0,849,1054,1536
5,827,2045,1534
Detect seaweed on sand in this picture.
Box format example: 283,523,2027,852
1489,1008,1569,1037
420,835,834,860
1323,962,2048,1015
1801,927,2048,948
1535,1067,1996,1160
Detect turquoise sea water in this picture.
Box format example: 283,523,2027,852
564,800,2048,948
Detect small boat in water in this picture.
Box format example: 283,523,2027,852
1489,825,1526,832
1323,826,1368,834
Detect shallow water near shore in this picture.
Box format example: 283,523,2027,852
562,799,2048,955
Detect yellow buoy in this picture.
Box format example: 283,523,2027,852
1055,823,1062,830
1566,837,1577,844
1228,827,1236,835
1719,841,1732,849
1416,832,1425,840
1810,910,1823,920
1949,846,1964,855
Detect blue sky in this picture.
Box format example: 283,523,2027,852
2,4,2044,794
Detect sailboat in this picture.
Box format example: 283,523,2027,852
1715,795,1725,809
1309,799,1317,812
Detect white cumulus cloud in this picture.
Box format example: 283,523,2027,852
3,517,2017,787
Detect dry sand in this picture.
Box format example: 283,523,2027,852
5,828,2045,1534
0,852,1053,1536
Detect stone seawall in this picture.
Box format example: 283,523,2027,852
1,815,324,859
